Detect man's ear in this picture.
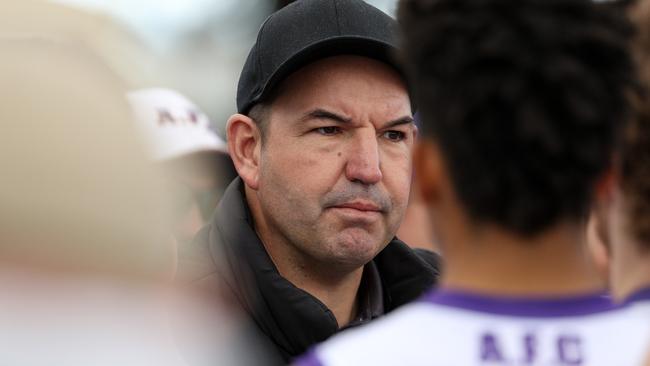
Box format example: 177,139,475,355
226,113,262,190
586,164,616,280
586,209,610,283
413,139,443,204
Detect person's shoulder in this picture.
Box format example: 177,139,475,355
578,304,650,365
296,301,457,366
297,299,650,366
615,299,650,327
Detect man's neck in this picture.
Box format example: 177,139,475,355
273,257,364,327
245,186,364,327
615,272,650,303
610,245,650,301
440,223,604,297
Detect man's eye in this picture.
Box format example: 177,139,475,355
383,130,406,141
315,126,341,136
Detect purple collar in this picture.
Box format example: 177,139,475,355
294,349,323,366
421,288,619,317
623,286,650,305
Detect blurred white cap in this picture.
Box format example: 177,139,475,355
127,88,228,161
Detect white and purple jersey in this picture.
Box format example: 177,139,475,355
296,289,650,366
625,286,650,306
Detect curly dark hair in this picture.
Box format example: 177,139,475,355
620,98,650,248
622,0,650,249
398,0,636,236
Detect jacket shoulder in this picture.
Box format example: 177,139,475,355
412,248,442,277
373,239,441,310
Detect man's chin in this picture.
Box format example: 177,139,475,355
326,229,386,266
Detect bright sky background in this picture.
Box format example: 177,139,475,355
45,0,399,132
49,0,252,50
49,0,397,50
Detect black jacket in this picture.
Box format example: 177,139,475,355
179,178,441,362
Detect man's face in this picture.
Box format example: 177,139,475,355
256,55,414,269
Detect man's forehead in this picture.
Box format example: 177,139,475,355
270,56,411,119
260,104,411,137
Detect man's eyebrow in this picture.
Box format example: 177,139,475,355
300,108,352,124
299,109,414,128
383,116,415,128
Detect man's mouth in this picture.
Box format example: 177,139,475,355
331,200,382,213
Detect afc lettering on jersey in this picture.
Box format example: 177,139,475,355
296,291,650,366
480,331,583,365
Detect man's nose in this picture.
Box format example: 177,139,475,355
344,131,383,185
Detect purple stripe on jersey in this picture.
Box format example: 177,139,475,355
623,286,650,305
421,288,620,317
294,349,325,366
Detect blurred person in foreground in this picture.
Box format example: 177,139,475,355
396,181,439,251
128,88,236,247
594,0,650,364
0,37,265,366
603,0,650,305
180,0,441,362
295,0,650,365
396,115,440,252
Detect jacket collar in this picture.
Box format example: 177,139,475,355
210,178,437,359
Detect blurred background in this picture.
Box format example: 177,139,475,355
45,0,399,138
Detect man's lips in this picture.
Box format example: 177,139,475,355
331,201,382,212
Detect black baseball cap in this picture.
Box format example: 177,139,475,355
236,0,404,114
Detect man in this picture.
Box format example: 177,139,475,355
295,0,650,365
604,69,650,366
128,88,236,246
606,0,650,303
180,0,440,362
602,0,650,328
